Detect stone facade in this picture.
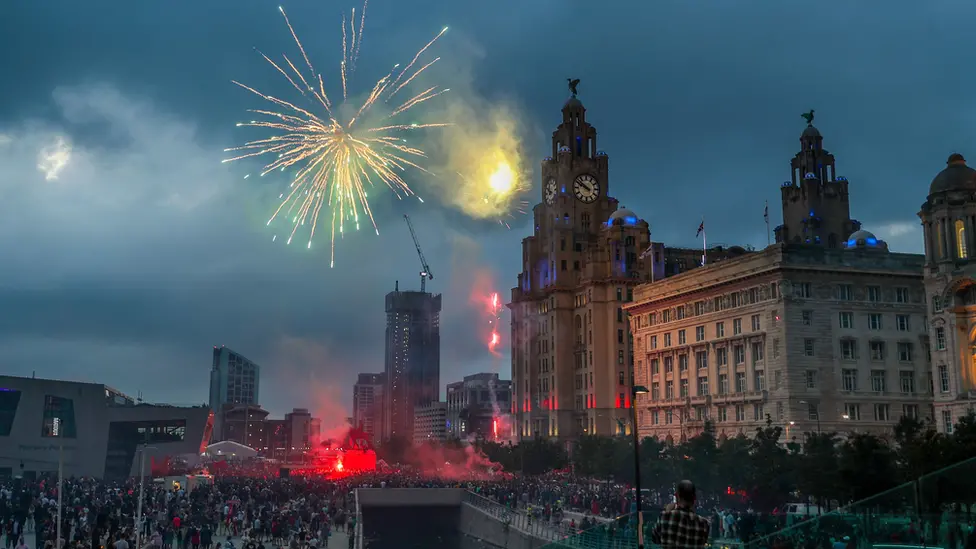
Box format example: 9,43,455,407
508,96,662,445
625,245,932,442
918,154,976,433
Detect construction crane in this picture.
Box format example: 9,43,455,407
404,214,433,292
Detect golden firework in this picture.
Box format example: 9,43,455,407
223,3,449,267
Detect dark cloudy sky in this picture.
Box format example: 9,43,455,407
1,1,972,425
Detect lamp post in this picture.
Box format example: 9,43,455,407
631,385,649,549
135,444,157,549
799,400,821,434
54,418,63,549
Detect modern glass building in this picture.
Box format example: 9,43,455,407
0,375,213,480
209,346,261,410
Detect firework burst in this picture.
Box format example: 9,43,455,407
223,3,450,267
457,161,529,229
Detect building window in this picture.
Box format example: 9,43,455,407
716,347,728,366
868,286,882,302
0,390,21,437
956,220,968,259
874,404,890,421
807,403,819,421
938,364,950,393
842,339,858,360
695,351,708,369
898,342,913,362
678,329,686,345
665,381,674,399
754,370,766,391
896,287,909,303
718,374,729,395
903,404,918,420
695,325,705,342
870,341,885,361
753,403,764,421
943,410,953,433
735,405,745,421
842,369,858,392
618,329,624,344
651,383,660,400
899,371,916,394
679,355,689,372
664,357,674,373
869,314,883,330
936,327,946,350
794,283,811,298
751,342,764,364
839,312,854,329
41,395,77,438
697,376,709,396
844,403,861,421
804,338,815,356
734,345,745,365
751,314,761,331
896,314,910,331
733,318,742,335
695,301,705,315
933,295,943,312
664,333,672,347
716,322,725,338
650,335,657,349
617,350,625,364
679,379,689,397
651,359,660,374
716,406,727,422
735,372,747,393
870,370,886,392
805,370,818,389
618,371,625,386
802,310,813,325
839,284,854,301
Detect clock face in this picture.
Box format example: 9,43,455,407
573,174,600,203
544,178,557,205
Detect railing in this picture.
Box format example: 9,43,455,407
353,489,364,549
462,490,569,542
742,455,976,549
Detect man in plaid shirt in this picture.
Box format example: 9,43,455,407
650,480,711,549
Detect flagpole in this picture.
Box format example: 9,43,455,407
765,200,771,246
701,217,707,266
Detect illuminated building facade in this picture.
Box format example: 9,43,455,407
508,94,662,445
384,283,442,442
626,120,932,442
209,346,261,410
353,373,386,441
918,153,976,433
413,401,447,445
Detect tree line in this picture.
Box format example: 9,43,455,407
478,412,976,514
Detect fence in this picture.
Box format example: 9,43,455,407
742,455,976,549
462,490,572,542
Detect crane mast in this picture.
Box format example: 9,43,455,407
403,214,433,292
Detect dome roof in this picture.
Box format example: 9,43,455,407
801,125,821,138
608,208,640,225
929,154,976,195
848,229,876,241
563,96,583,110
845,229,887,251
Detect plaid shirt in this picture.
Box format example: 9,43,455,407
649,505,710,549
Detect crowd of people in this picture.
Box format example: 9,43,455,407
2,466,973,549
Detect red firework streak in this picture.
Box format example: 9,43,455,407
487,292,502,355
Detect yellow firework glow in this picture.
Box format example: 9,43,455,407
223,3,450,267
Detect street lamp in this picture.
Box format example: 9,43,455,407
135,444,158,549
799,400,821,434
53,418,63,549
631,385,649,549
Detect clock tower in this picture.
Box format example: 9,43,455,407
507,83,661,446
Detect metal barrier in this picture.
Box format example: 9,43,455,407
462,490,570,542
354,489,364,549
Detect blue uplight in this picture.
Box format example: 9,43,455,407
866,237,878,246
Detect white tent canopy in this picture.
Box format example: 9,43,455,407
204,440,258,459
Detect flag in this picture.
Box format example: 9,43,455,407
696,220,704,238
764,201,769,222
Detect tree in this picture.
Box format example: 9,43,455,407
675,421,720,496
745,417,795,512
797,432,841,510
838,433,899,508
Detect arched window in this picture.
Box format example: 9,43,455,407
956,219,969,260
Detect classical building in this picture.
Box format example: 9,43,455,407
0,375,213,480
625,119,932,442
663,245,754,277
445,373,511,441
918,153,976,433
353,373,386,442
508,90,663,445
384,282,442,442
413,402,447,445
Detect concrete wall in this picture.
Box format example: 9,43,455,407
459,503,549,549
356,487,464,507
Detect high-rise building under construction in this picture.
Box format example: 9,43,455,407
383,281,442,442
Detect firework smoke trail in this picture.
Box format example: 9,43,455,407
223,3,450,268
486,291,505,436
